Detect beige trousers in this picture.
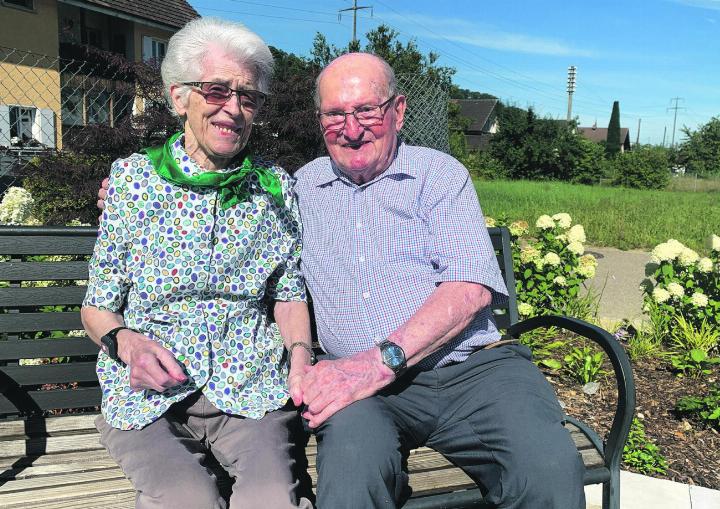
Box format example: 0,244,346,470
96,391,313,509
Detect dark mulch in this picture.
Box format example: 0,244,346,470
549,354,720,491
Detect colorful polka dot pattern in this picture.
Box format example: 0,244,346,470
83,135,306,430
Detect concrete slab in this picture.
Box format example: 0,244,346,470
584,471,720,508
690,484,720,508
583,246,651,326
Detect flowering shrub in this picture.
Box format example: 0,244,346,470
643,235,720,330
486,212,598,318
0,186,37,225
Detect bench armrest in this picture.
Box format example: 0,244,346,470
507,315,636,473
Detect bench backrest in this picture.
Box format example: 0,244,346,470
0,225,518,420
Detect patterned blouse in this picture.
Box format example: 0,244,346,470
83,135,306,430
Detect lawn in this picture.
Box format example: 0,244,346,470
474,179,720,252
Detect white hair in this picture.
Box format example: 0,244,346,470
313,52,397,108
160,17,274,115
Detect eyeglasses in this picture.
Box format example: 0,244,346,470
317,95,396,132
182,82,267,112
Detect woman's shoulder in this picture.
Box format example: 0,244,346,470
110,152,153,178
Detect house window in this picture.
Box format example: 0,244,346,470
142,36,167,64
2,0,34,11
9,106,35,142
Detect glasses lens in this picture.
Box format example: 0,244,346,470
200,83,232,104
238,90,265,111
355,105,384,126
319,113,346,131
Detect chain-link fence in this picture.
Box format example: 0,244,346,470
397,73,450,154
0,45,146,190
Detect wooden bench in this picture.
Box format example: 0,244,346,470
0,226,635,509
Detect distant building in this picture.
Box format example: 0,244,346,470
452,99,499,151
0,0,199,150
577,125,632,152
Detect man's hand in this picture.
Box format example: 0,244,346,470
97,177,109,210
300,349,395,428
117,329,187,392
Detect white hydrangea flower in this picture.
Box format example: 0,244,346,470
567,224,586,244
711,234,720,252
485,216,497,227
520,246,541,263
552,213,572,229
543,252,561,266
518,302,534,316
677,247,699,267
555,233,568,243
579,253,598,268
697,257,713,273
577,265,596,279
509,220,529,237
666,282,684,298
652,287,671,304
650,240,684,263
0,186,35,225
690,292,708,307
535,215,555,230
553,276,567,286
533,258,546,271
567,241,584,255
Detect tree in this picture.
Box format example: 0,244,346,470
611,146,670,189
679,116,720,176
310,25,455,86
488,107,584,181
606,101,622,156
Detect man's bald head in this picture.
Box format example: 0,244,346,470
314,53,396,108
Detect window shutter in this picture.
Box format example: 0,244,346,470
35,108,56,148
0,105,10,147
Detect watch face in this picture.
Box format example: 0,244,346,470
381,343,405,369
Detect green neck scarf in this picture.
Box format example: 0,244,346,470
142,132,283,210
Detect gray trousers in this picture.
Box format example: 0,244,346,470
312,345,585,509
96,391,313,509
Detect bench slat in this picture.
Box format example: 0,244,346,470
12,491,135,509
0,312,84,333
0,232,97,256
0,387,100,417
0,473,132,508
0,338,97,362
0,262,89,281
1,362,98,386
0,287,88,307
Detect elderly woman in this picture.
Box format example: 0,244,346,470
81,17,313,509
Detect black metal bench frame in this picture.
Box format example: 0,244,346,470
0,226,635,509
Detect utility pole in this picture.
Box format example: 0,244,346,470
662,126,667,147
667,97,685,148
636,118,641,146
339,0,372,46
566,66,576,123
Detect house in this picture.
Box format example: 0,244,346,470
452,99,499,151
0,0,198,152
577,125,632,152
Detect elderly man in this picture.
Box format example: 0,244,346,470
290,53,585,509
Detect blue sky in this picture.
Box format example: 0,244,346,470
189,0,720,146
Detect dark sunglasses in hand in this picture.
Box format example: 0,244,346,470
182,82,267,112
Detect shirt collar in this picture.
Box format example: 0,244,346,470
314,138,417,188
169,133,243,177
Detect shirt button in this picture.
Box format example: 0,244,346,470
358,256,365,262
362,291,370,299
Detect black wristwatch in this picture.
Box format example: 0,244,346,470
377,340,407,376
100,326,131,362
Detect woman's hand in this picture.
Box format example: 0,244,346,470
117,329,187,392
288,346,313,406
97,177,109,211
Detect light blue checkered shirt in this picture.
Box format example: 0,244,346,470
294,142,508,369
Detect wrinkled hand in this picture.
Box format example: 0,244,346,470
300,350,394,428
288,346,313,407
117,330,187,392
97,177,109,211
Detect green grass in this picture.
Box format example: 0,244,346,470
474,179,720,252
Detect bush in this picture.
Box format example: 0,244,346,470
492,212,599,319
676,385,720,429
642,235,720,331
463,150,507,180
611,146,671,190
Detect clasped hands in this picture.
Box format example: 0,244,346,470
289,349,395,428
